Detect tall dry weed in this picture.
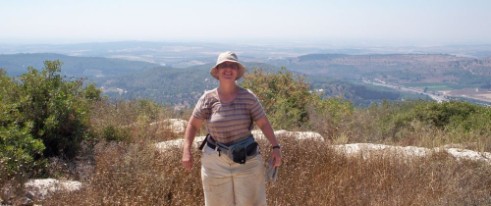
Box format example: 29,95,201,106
44,140,203,205
40,99,491,205
264,136,491,206
44,134,491,205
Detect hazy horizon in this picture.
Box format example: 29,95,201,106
1,0,491,47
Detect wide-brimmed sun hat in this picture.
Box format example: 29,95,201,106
210,51,246,80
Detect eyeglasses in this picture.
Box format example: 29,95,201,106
218,62,239,70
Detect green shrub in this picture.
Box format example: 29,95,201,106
102,125,129,142
0,70,46,178
0,122,45,177
414,101,479,129
18,60,96,158
241,68,313,129
308,95,353,138
360,100,491,147
1,60,102,180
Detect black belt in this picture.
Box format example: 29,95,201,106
206,136,229,151
200,134,251,151
199,134,225,151
200,134,258,163
206,141,220,150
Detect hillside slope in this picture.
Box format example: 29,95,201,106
276,53,491,87
0,53,161,77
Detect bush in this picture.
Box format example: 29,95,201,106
379,100,491,137
347,100,491,149
308,95,353,139
1,60,102,181
88,99,177,143
0,70,46,179
241,67,354,137
241,67,311,129
0,122,46,179
416,101,491,135
101,125,130,142
241,68,315,129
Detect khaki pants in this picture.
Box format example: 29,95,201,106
201,144,267,206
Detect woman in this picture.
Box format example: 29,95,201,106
181,51,282,206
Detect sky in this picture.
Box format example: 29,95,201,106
1,0,491,46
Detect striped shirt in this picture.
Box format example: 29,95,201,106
192,87,266,144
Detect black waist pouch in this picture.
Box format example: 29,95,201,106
232,142,258,164
208,135,259,164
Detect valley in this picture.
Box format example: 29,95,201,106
1,42,491,107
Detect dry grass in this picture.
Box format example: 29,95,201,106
41,135,491,206
265,138,491,206
25,100,491,205
44,141,204,205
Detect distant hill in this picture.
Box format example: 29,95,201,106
2,52,489,107
274,53,491,89
0,53,161,77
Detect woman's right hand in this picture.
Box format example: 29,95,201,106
181,116,203,172
182,149,194,171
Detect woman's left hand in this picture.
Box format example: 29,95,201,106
271,148,282,167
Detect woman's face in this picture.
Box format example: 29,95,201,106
217,61,239,81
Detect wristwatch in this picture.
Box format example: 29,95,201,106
272,145,281,150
